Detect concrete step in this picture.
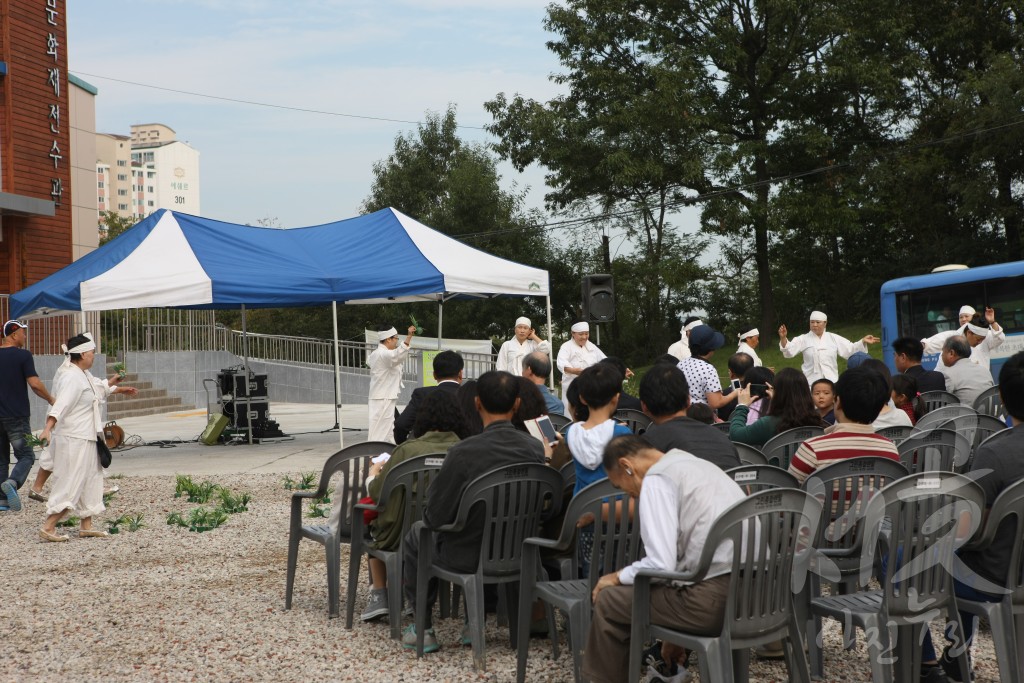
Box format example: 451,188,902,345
107,395,187,411
107,403,197,421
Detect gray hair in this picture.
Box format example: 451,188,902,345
523,351,551,377
943,335,972,360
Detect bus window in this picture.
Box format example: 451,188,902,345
984,276,1024,335
901,283,985,339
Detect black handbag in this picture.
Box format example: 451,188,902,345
97,436,112,468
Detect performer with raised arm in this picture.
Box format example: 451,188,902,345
778,311,879,385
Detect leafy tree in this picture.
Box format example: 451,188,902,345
98,211,137,245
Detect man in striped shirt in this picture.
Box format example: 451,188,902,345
788,366,900,484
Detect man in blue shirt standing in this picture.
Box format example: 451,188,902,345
0,320,55,512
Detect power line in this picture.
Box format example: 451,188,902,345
70,71,489,131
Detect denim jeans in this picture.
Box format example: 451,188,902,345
0,415,34,489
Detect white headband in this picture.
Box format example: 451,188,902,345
959,305,976,317
62,335,96,355
738,328,759,340
964,323,989,337
809,311,828,322
683,319,704,333
377,327,398,341
515,317,531,328
571,322,590,333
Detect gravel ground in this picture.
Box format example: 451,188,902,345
2,472,1002,682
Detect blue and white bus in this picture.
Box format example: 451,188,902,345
880,260,1024,381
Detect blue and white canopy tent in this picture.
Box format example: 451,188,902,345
10,208,551,445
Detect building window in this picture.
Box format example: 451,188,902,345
147,172,155,178
118,189,127,196
148,200,154,207
118,203,128,211
143,152,154,162
117,160,127,167
97,181,104,188
147,186,154,193
117,174,127,181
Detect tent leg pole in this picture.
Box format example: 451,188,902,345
546,295,555,390
241,304,252,445
437,299,443,350
333,301,344,449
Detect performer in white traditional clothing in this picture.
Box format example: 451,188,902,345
667,316,702,361
922,307,1005,374
366,324,416,443
495,316,550,375
556,321,606,415
778,311,880,385
38,333,137,542
736,327,762,367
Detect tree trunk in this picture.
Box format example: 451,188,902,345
996,161,1022,261
754,155,776,345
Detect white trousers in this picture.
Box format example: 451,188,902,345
367,398,397,443
45,434,104,518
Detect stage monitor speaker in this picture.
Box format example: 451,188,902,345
582,274,615,322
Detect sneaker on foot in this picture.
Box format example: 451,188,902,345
401,624,439,653
940,646,971,682
643,664,692,683
920,664,950,683
0,480,21,512
641,642,690,683
360,590,389,622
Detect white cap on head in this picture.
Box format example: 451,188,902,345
738,328,759,340
515,316,531,328
377,327,398,341
683,319,704,333
809,311,828,322
571,322,590,333
959,305,976,317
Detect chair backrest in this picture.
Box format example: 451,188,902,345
861,472,984,620
937,414,981,451
733,442,768,467
372,452,447,541
802,456,909,560
897,428,971,473
450,463,563,577
712,421,732,434
920,390,961,412
613,408,653,436
547,413,572,432
549,478,644,589
707,489,822,643
914,404,977,433
968,478,1024,607
975,423,1013,454
726,464,799,494
559,460,576,494
973,414,1009,449
318,440,395,540
762,426,824,468
972,384,1005,421
875,425,914,445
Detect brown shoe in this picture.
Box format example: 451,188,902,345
39,528,68,542
28,488,47,502
79,529,109,538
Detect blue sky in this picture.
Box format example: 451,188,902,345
67,1,565,227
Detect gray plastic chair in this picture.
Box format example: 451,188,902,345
809,472,984,683
920,389,961,412
896,427,971,473
516,479,641,683
762,426,824,468
914,403,977,434
725,463,799,494
732,442,768,466
973,413,1009,451
613,408,653,436
972,384,1005,421
547,412,572,432
957,478,1024,683
875,425,913,445
801,456,909,679
285,440,395,618
713,421,732,434
411,463,563,671
344,452,446,637
627,488,822,683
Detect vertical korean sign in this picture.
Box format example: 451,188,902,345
45,0,63,206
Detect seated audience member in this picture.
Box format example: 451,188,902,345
788,366,900,485
717,351,755,421
393,350,463,444
742,366,775,425
567,364,631,495
919,350,1024,680
654,353,684,367
811,378,836,425
583,435,745,683
639,363,741,471
892,336,946,393
522,351,564,417
891,374,926,426
512,376,549,432
599,356,640,411
353,391,466,622
455,380,483,437
860,358,913,430
685,402,715,425
730,367,824,447
940,335,994,407
401,371,545,652
924,308,1005,374
677,324,736,410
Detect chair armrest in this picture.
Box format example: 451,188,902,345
291,491,320,500
354,502,380,512
522,535,567,552
635,566,704,584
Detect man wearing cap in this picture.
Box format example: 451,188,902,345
0,320,55,512
736,327,762,367
922,307,1004,374
667,315,702,361
557,321,606,415
778,312,880,385
495,317,550,375
367,324,416,443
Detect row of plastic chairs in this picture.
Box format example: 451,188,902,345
923,384,1006,422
